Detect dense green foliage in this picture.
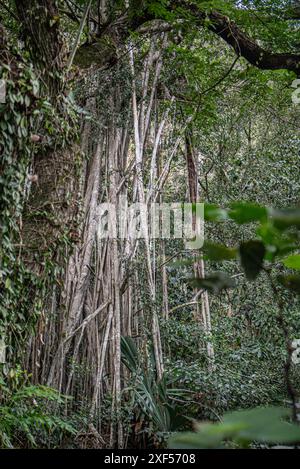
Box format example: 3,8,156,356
0,0,299,450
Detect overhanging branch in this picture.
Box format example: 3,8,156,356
74,2,300,75
174,1,300,74
206,10,300,75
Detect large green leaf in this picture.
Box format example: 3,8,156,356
282,255,300,270
223,407,300,444
204,204,228,222
229,202,268,225
169,430,224,449
203,242,237,261
169,407,300,449
257,223,298,259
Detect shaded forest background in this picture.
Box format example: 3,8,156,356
0,0,300,449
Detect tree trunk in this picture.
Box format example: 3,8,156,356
15,0,65,98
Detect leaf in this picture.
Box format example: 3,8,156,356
278,275,300,294
24,95,30,107
229,202,268,225
169,407,300,449
271,208,300,231
190,272,236,294
257,223,297,259
223,407,300,444
204,204,228,222
169,430,224,449
30,79,39,97
203,242,237,261
239,240,265,280
282,255,300,270
121,336,139,373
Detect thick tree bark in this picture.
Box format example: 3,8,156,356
12,1,83,385
15,0,65,97
14,0,80,270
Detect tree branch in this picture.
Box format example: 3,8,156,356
74,2,300,75
174,1,300,74
132,2,300,75
206,10,300,75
